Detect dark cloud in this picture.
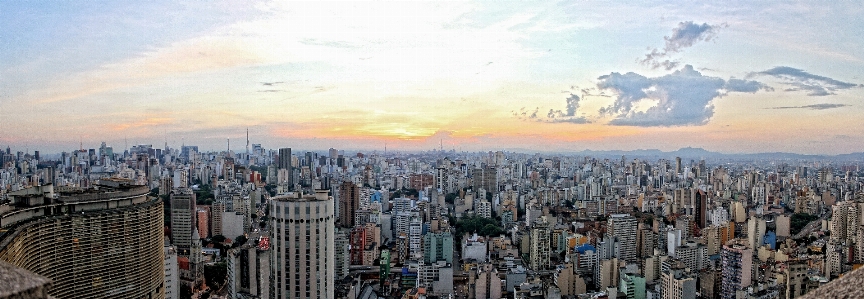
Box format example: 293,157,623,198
546,93,590,124
770,103,849,110
261,81,284,86
756,66,861,96
258,90,283,93
598,65,767,127
640,21,722,70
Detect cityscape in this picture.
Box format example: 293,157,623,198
2,1,864,299
3,144,864,299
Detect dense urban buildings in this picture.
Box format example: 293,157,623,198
2,141,864,299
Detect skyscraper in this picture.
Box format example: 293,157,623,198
661,259,696,299
721,240,752,299
339,181,360,228
170,188,197,253
529,220,551,270
278,147,293,189
608,214,638,263
269,191,335,299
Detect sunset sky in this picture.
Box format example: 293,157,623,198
1,1,863,154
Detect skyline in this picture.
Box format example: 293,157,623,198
2,1,863,154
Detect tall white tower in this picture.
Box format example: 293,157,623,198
269,191,335,299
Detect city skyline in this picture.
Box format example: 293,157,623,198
2,1,863,154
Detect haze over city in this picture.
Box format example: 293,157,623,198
2,1,863,154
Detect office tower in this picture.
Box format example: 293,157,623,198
619,267,646,299
608,214,638,262
747,216,766,249
675,241,707,272
476,200,492,218
639,229,656,258
165,244,180,299
476,263,503,299
0,180,164,299
661,260,696,299
170,188,197,253
721,240,752,299
596,258,619,289
529,220,551,270
423,231,454,264
227,242,271,299
695,190,708,229
830,201,859,244
269,191,335,299
278,147,293,188
196,206,210,239
339,181,360,228
211,201,225,237
334,229,350,279
675,157,682,174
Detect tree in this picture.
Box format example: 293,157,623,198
180,285,192,299
445,193,457,204
456,216,505,238
233,235,248,248
204,262,227,290
791,213,819,235
211,235,227,244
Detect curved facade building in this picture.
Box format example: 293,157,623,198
0,180,164,299
269,190,335,299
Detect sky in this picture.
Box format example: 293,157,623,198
1,1,863,155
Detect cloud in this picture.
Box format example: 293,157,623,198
770,103,849,110
598,65,768,126
725,78,774,93
756,66,861,96
547,93,589,123
512,107,540,120
640,21,722,70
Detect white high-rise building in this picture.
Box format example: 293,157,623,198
164,243,179,299
269,191,335,299
608,214,638,262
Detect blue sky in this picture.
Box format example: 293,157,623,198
1,1,862,154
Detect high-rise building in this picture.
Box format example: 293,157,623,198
0,181,164,299
227,242,271,299
661,259,696,299
529,220,551,270
165,244,180,299
170,188,197,253
211,201,226,237
695,190,708,229
608,214,638,263
278,147,293,189
423,232,454,264
269,191,335,299
339,181,360,228
196,206,210,239
721,240,752,299
784,260,812,299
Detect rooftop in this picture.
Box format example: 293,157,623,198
800,266,864,299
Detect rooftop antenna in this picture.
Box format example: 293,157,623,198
246,128,250,155
440,139,443,151
227,138,230,152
